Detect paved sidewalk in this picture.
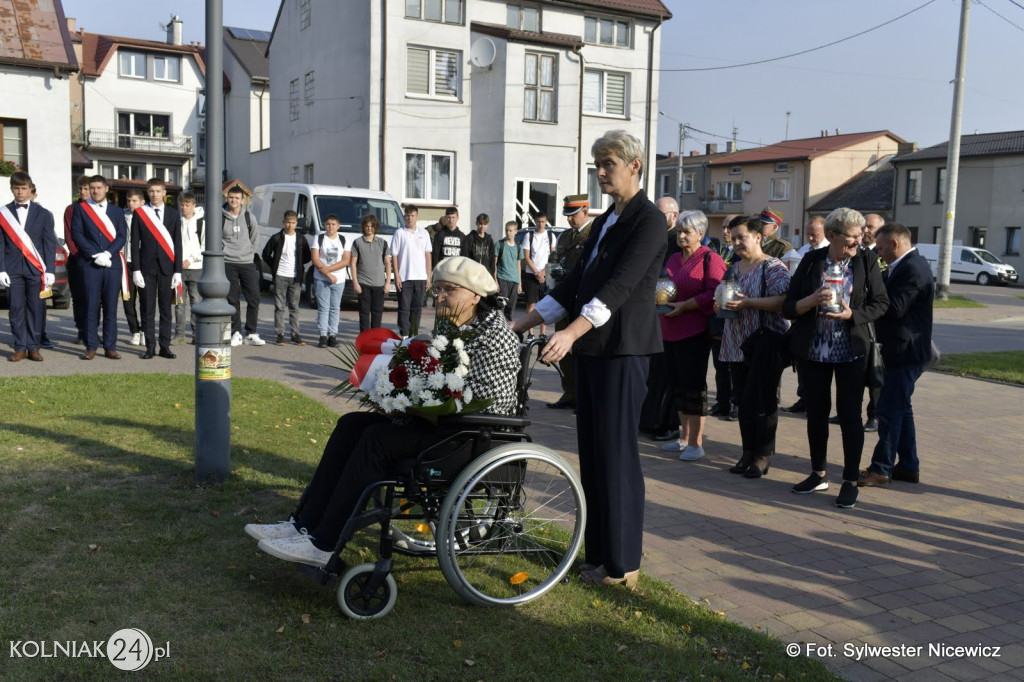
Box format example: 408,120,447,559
5,294,1024,681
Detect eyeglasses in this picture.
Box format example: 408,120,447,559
837,231,863,242
431,284,464,297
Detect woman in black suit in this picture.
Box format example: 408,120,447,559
513,130,665,588
783,208,889,509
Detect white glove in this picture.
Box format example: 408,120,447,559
0,272,10,287
171,273,182,289
133,271,146,288
44,273,55,288
93,251,112,268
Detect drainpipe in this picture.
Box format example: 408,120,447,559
643,16,665,191
572,44,584,193
379,0,387,191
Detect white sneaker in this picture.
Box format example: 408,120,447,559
245,333,266,346
130,332,142,346
230,331,244,347
258,534,332,568
245,520,302,542
678,445,705,461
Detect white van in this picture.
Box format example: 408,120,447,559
251,183,404,305
914,243,1018,286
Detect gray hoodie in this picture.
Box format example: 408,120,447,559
222,207,258,264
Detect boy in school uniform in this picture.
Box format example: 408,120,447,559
261,210,311,345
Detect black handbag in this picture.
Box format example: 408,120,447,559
865,322,885,389
739,261,791,371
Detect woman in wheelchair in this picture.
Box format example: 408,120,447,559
245,257,521,568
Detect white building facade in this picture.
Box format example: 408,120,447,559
223,26,271,189
267,0,670,228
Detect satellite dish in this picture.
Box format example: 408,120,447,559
469,37,496,68
741,181,752,192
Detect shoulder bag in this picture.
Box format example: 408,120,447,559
739,260,791,372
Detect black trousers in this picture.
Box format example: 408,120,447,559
67,254,87,340
730,361,784,459
575,354,649,579
225,262,261,335
710,338,734,407
799,357,867,481
664,333,711,416
123,272,141,334
356,284,385,331
139,270,172,351
396,279,425,336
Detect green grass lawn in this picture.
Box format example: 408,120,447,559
0,375,838,680
935,350,1024,385
932,295,985,308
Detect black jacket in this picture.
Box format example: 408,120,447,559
262,229,312,280
782,246,889,360
876,249,933,365
550,190,666,356
130,204,182,277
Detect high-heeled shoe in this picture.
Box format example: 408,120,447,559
579,565,639,590
729,453,753,474
743,455,771,478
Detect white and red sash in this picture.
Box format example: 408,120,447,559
0,205,47,292
135,205,181,299
81,200,130,299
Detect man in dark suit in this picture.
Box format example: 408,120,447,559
513,131,665,588
70,174,128,360
0,171,55,361
859,223,933,487
131,178,182,359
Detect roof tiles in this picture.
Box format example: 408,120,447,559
709,131,907,166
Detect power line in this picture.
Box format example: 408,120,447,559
657,0,938,72
977,0,1024,32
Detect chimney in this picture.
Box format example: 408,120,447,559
667,151,674,158
706,143,718,155
66,16,76,32
690,151,700,157
835,128,840,136
167,14,183,45
726,141,737,153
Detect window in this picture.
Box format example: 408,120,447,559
0,118,26,170
507,4,540,31
407,47,460,100
406,0,462,24
932,226,941,243
1005,227,1021,256
729,166,741,175
404,150,454,202
197,132,206,166
304,71,315,106
905,169,922,204
774,162,789,172
153,56,180,82
524,52,556,123
970,227,987,249
682,172,695,193
583,69,627,117
658,174,670,197
117,112,170,146
936,167,946,203
99,162,146,180
299,0,311,30
584,16,630,47
714,181,742,202
290,166,299,182
154,165,181,186
304,164,315,183
770,178,789,201
289,79,299,121
119,51,146,78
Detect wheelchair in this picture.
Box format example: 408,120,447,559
293,337,586,620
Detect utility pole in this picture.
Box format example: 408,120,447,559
675,121,685,203
785,112,791,140
937,0,970,301
192,0,234,482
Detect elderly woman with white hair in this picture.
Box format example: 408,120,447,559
659,210,726,460
783,207,889,509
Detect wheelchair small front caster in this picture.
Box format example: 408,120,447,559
336,563,398,620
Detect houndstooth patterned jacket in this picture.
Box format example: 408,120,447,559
461,309,521,415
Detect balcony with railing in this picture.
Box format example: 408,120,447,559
77,129,193,156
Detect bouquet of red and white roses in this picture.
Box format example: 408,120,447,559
331,320,493,417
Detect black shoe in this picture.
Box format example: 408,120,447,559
158,349,176,359
291,333,306,346
651,429,681,442
710,402,729,417
835,481,859,508
864,417,878,432
828,415,841,425
546,397,575,409
142,350,155,359
792,473,829,494
743,455,771,478
276,333,285,346
327,336,339,348
891,468,920,483
729,453,753,474
782,399,806,413
727,405,739,422
41,337,54,349
318,336,328,348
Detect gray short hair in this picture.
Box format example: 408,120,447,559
676,210,708,234
591,130,646,175
824,207,866,234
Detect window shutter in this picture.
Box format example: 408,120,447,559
606,73,626,116
583,70,601,113
407,47,429,94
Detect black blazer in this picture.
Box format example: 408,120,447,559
1,202,56,277
130,204,182,276
877,249,933,365
782,246,889,360
549,190,666,356
262,229,312,280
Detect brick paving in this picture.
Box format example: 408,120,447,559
6,293,1024,681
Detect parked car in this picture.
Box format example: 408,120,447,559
0,239,69,310
915,243,1018,286
251,183,404,307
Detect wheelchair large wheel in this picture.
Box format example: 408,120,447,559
336,563,398,620
435,443,586,607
